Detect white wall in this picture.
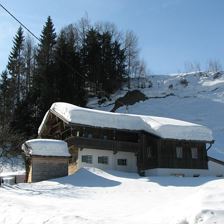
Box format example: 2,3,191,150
77,148,137,172
208,161,224,176
77,148,224,177
145,161,224,177
145,168,209,177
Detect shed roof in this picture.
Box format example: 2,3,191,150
22,139,70,157
38,102,213,142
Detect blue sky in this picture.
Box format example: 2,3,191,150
1,0,224,74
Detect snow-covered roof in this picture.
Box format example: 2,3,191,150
38,102,213,142
22,139,70,157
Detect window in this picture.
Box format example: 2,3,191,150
117,159,127,166
191,147,198,159
98,156,108,164
87,133,93,138
81,155,92,164
176,147,183,159
146,146,152,159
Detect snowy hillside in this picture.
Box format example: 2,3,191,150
88,71,224,161
1,72,224,224
1,167,224,224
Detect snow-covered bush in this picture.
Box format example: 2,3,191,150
0,125,24,172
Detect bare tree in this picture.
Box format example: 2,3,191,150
124,30,139,89
61,24,80,50
207,59,222,73
137,59,147,88
184,61,201,73
77,13,91,45
184,62,194,73
95,21,122,42
194,62,201,72
23,35,36,96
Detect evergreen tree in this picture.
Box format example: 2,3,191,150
8,35,37,137
54,28,86,106
100,31,114,93
81,28,127,96
10,93,37,137
2,16,142,138
0,70,11,127
81,28,101,93
34,16,57,126
100,32,126,93
111,40,126,90
7,26,25,107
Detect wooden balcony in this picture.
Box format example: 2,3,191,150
65,136,140,153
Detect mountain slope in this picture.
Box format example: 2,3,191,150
88,71,224,160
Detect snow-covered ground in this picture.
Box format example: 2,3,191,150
88,71,224,161
0,156,25,176
0,167,224,224
1,72,224,224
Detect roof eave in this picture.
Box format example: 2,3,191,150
161,138,214,143
39,108,214,143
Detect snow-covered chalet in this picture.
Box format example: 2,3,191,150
38,102,214,176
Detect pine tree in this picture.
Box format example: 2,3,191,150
8,36,37,137
100,31,113,93
54,28,86,106
81,28,127,96
81,28,101,94
0,70,11,127
34,16,57,126
7,26,25,107
54,30,77,102
112,40,126,90
100,32,126,94
10,94,37,137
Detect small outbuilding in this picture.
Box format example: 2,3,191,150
22,139,70,182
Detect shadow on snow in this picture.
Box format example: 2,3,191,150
146,176,222,187
99,169,222,187
52,168,121,187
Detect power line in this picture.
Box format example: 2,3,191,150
0,3,41,42
0,2,127,108
0,2,87,82
1,4,130,119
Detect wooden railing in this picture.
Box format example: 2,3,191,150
65,136,140,152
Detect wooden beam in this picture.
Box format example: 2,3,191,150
65,136,139,153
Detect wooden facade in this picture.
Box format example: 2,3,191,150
39,111,211,174
27,156,69,182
